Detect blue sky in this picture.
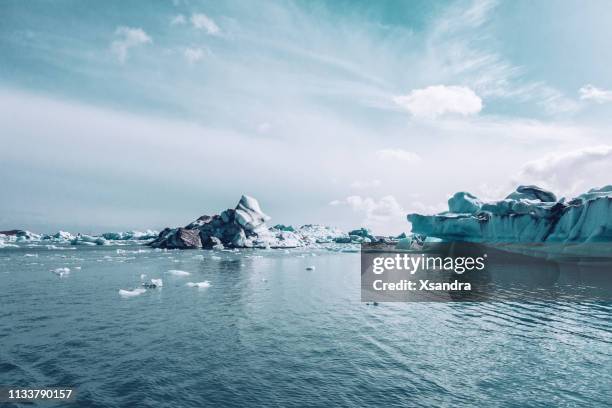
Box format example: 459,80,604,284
2,0,612,234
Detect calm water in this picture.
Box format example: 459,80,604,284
1,245,611,407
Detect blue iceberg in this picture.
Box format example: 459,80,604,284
408,185,612,243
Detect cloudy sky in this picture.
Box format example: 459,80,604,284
2,0,612,235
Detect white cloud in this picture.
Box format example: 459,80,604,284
514,145,612,197
110,27,152,63
394,85,482,118
350,179,381,189
184,47,205,63
331,195,406,234
376,149,421,163
579,84,612,103
191,13,220,35
171,14,186,25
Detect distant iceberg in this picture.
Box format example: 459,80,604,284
101,230,159,241
0,197,403,250
149,195,375,249
408,185,612,243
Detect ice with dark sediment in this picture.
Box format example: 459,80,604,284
149,195,388,250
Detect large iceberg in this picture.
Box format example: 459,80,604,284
408,185,612,243
150,195,307,249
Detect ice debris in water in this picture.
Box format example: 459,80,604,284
409,185,612,243
150,278,163,287
118,288,146,297
167,269,191,277
52,267,70,277
140,274,147,280
186,281,211,288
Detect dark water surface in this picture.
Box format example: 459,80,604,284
1,245,611,407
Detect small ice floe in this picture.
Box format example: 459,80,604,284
193,255,205,260
261,278,268,282
24,253,38,258
118,288,146,297
74,266,81,270
305,266,316,271
52,267,70,277
211,256,222,260
186,281,211,288
167,269,191,277
140,273,147,280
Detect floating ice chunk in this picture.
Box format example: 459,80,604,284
24,253,38,257
211,255,222,260
186,281,211,288
118,288,146,297
140,273,147,280
150,278,163,287
52,267,70,277
167,269,191,277
74,266,81,270
305,266,316,271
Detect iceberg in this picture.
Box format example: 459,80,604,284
40,231,75,242
0,230,40,242
292,224,347,244
71,234,108,246
150,195,320,249
102,230,159,241
408,185,612,243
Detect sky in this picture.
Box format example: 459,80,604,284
1,0,612,235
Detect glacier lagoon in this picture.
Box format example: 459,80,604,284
1,243,611,407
